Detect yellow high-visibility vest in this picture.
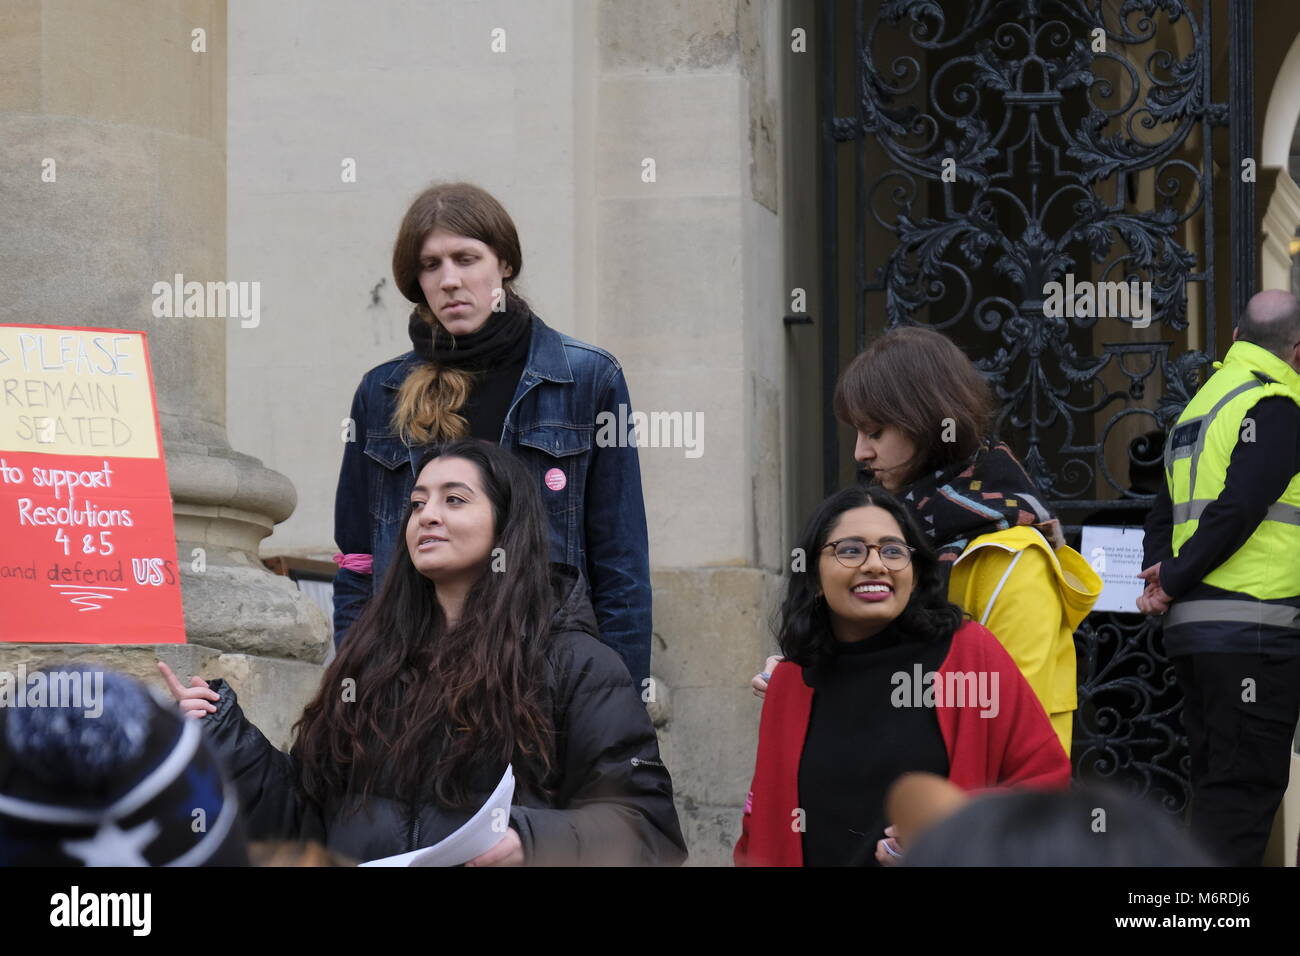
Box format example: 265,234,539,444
1165,340,1300,603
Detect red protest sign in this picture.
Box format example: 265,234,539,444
0,325,185,643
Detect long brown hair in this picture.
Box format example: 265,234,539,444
294,439,556,811
389,183,529,444
833,327,993,487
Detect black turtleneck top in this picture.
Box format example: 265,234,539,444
458,329,530,442
797,625,952,867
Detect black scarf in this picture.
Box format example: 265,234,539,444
407,293,533,372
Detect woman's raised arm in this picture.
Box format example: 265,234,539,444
158,660,319,843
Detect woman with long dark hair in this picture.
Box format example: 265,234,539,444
161,439,685,866
333,182,652,690
734,486,1070,867
753,327,1101,755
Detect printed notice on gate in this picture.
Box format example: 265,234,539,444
1079,525,1146,614
0,325,185,643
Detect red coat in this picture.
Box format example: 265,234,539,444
734,620,1071,866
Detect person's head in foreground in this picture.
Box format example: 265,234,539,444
0,667,248,866
891,772,1215,867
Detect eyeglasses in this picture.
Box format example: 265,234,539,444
821,537,915,570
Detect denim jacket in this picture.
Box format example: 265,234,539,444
332,313,652,686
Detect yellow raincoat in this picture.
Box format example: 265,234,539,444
946,526,1102,757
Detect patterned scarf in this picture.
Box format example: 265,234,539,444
902,441,1063,566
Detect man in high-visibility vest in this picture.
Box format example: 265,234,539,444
1139,289,1300,866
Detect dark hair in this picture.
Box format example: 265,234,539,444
777,485,964,667
294,439,556,811
905,785,1216,867
833,327,993,487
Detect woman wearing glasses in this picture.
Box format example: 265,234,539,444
753,327,1101,756
734,486,1070,867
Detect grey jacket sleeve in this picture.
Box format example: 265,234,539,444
509,637,687,866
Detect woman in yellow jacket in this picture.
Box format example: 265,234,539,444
753,328,1100,756
946,524,1099,753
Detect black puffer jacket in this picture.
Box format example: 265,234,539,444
201,564,687,866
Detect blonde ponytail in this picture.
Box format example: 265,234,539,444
390,308,476,443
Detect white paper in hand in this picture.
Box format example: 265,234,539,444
360,764,515,867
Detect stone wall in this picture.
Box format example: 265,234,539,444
591,0,791,864
0,0,328,747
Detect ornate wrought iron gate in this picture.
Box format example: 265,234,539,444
819,0,1257,810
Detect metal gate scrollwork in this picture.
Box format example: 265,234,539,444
820,0,1255,812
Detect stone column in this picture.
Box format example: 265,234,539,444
589,0,790,864
1261,167,1300,292
0,0,326,745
